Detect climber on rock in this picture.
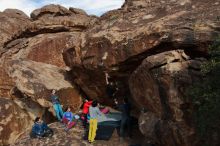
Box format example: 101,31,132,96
30,117,53,138
105,72,118,98
51,89,63,121
62,107,76,132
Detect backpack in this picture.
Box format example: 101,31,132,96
44,128,54,137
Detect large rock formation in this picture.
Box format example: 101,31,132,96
0,98,31,145
131,50,203,146
65,0,220,100
64,0,220,146
0,0,220,145
0,9,30,53
0,5,95,145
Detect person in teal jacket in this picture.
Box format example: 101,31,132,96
51,89,63,121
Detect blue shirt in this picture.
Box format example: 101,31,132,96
63,112,74,121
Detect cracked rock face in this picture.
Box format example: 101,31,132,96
0,98,31,145
65,0,220,103
0,9,31,53
130,50,203,146
0,0,220,145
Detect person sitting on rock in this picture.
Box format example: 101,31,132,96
62,107,76,131
51,89,63,121
30,117,53,138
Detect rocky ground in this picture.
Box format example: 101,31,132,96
12,121,143,146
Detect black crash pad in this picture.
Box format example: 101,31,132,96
84,113,121,140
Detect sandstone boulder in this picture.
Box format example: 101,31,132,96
0,10,31,98
139,111,195,146
0,98,31,145
0,7,87,144
129,50,202,146
64,0,220,101
0,31,83,100
63,1,220,146
0,32,83,120
0,9,31,53
83,0,219,67
30,4,71,20
29,5,96,33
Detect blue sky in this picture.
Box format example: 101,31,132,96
0,0,125,16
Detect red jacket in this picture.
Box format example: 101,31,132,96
82,101,92,114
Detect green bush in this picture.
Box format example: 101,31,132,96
187,38,220,145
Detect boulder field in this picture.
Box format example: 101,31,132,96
0,0,220,145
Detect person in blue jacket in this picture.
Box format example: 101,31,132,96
51,89,63,121
62,107,76,131
30,117,53,138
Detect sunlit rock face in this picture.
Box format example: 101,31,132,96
0,0,220,145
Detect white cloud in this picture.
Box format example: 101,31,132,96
0,0,38,15
0,0,125,16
